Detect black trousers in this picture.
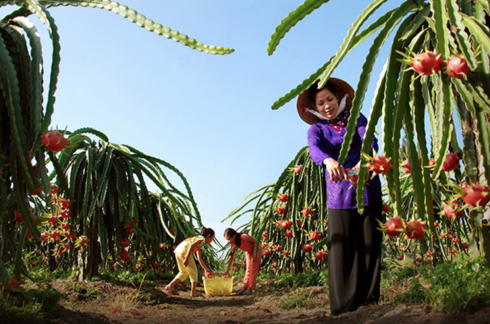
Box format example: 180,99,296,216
327,198,384,315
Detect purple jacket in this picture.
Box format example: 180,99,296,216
307,113,382,209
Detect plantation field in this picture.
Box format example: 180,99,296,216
4,271,490,324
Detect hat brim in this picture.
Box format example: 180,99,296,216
297,78,355,125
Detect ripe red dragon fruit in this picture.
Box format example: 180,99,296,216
404,219,426,240
410,51,443,75
7,278,19,293
344,167,360,186
303,243,313,252
278,193,290,202
50,230,61,241
445,55,471,79
460,184,490,207
120,249,130,262
262,231,268,240
398,255,404,260
367,154,392,175
42,131,69,152
282,220,292,229
283,250,290,257
383,216,403,237
315,250,327,261
401,159,411,173
285,230,293,238
60,222,70,231
50,184,58,194
32,164,40,178
61,199,71,209
274,245,283,253
442,200,464,221
263,249,271,257
296,219,302,228
47,216,57,225
382,204,391,213
78,235,89,248
293,165,303,174
442,153,460,172
301,207,312,217
461,242,469,249
120,239,131,248
14,210,23,225
61,209,71,219
275,207,286,215
309,231,322,241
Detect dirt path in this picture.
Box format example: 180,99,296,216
19,279,490,324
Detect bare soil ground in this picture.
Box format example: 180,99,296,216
9,277,490,324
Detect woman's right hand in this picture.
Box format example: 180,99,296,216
324,158,348,183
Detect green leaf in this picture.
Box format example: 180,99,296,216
270,4,404,110
356,64,387,214
40,0,234,55
69,127,109,142
11,17,45,140
30,7,61,154
429,0,449,59
268,0,330,55
0,27,36,191
408,76,432,226
452,79,478,183
447,0,477,69
431,78,453,179
339,0,418,165
318,0,389,88
461,13,490,54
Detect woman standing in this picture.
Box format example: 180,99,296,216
297,78,383,315
223,228,262,296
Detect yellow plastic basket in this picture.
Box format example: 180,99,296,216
202,277,233,296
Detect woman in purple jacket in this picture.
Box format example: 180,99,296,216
297,78,383,315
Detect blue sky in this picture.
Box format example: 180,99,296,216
1,0,407,246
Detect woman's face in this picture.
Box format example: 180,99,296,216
314,88,339,119
205,235,215,244
224,233,236,245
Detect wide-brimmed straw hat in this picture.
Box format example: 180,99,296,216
297,77,355,125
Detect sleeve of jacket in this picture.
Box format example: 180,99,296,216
307,124,332,167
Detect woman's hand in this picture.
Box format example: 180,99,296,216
324,158,348,183
183,257,190,267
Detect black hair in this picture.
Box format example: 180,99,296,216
200,227,215,238
224,228,242,247
308,81,339,109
